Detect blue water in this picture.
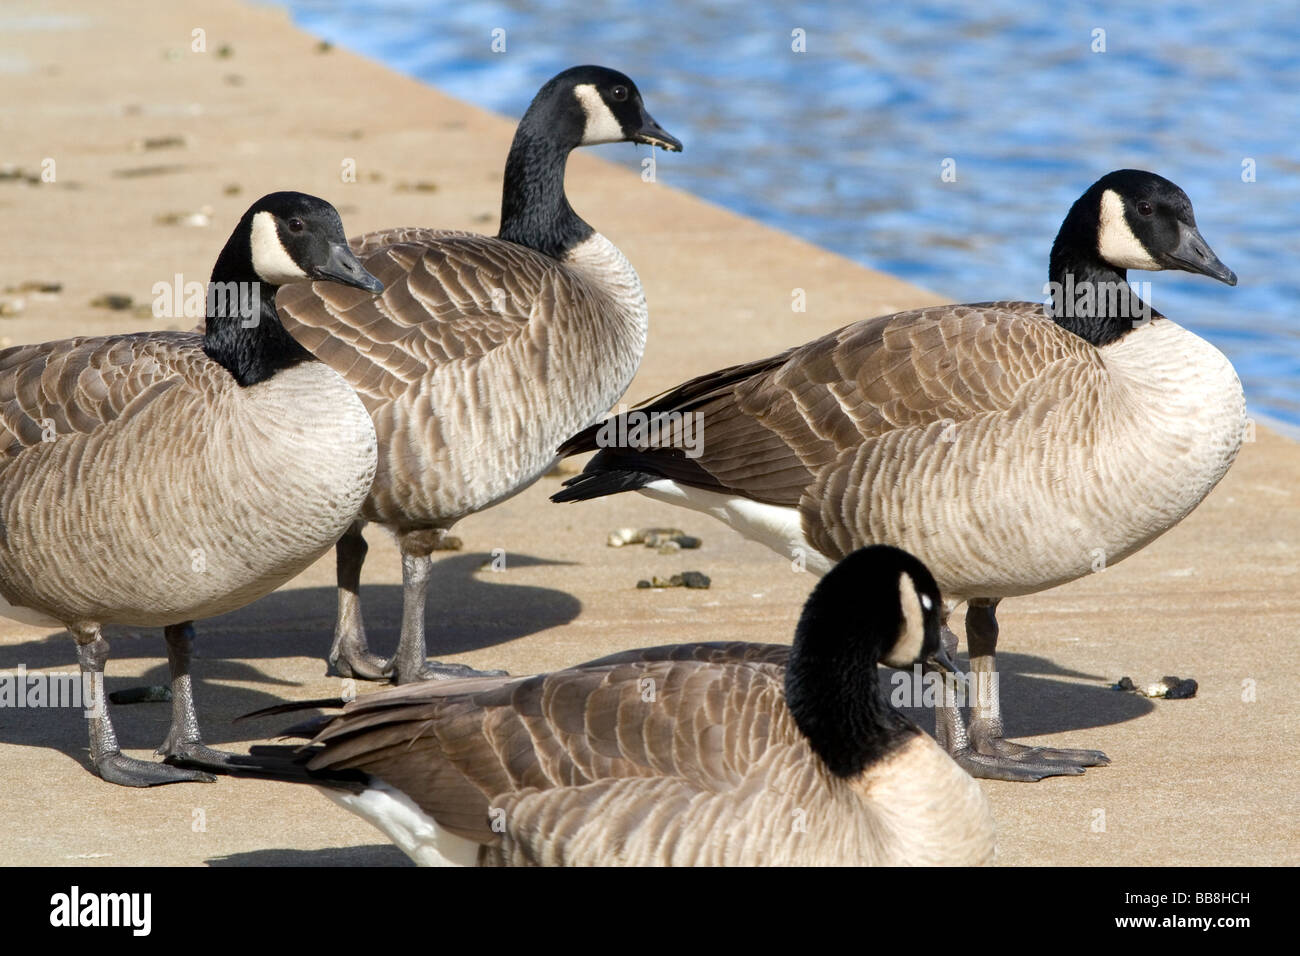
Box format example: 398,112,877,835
275,0,1299,425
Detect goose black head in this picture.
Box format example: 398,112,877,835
1057,170,1236,286
531,65,682,153
220,191,384,293
786,545,946,778
205,192,382,387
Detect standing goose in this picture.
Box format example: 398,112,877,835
552,170,1243,781
175,545,995,866
0,192,383,786
270,65,682,684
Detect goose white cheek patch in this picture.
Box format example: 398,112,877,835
248,211,310,285
1097,189,1161,270
883,575,927,669
573,84,625,146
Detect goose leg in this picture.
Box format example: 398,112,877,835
156,622,242,767
327,521,389,680
385,530,508,684
960,598,1109,779
72,625,214,787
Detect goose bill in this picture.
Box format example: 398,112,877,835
313,242,385,293
1166,221,1237,286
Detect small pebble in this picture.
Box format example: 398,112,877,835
131,134,186,152
90,294,133,311
636,571,711,590
8,281,62,294
1113,675,1197,699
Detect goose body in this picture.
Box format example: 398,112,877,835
554,171,1243,780
623,305,1244,597
0,192,384,786
0,339,374,624
269,65,682,683
282,229,648,528
178,547,996,866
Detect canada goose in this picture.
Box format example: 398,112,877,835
552,170,1244,781
266,65,681,685
174,545,995,866
0,192,383,787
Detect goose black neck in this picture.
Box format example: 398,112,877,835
496,112,594,260
202,232,313,387
1048,204,1158,348
785,599,913,778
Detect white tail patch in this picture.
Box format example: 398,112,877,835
248,211,310,285
640,480,832,576
573,84,625,146
324,780,481,867
1097,189,1160,270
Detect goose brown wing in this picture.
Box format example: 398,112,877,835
304,652,792,846
275,229,582,407
560,301,1103,507
0,331,214,468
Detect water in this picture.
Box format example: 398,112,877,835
274,0,1300,426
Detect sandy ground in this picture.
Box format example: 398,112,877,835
0,0,1296,867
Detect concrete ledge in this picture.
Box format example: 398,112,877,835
1,0,1295,866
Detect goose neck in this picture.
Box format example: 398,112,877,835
201,271,312,387
785,619,909,779
496,121,594,260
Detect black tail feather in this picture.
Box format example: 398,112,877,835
166,745,368,793
550,468,660,503
235,696,349,723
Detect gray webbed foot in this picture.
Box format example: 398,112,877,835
329,640,391,681
95,751,216,787
958,718,1109,780
391,660,510,684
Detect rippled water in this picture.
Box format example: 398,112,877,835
275,0,1300,426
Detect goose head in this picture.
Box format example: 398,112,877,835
1056,169,1236,286
205,192,382,386
223,191,384,292
530,65,682,153
785,545,947,778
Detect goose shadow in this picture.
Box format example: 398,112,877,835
890,650,1156,740
206,845,413,867
0,552,579,763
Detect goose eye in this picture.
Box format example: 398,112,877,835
1136,201,1153,217
920,593,933,612
287,217,305,233
610,85,629,102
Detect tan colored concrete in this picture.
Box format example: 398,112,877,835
0,0,1295,867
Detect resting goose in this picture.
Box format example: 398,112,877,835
552,169,1244,781
0,192,383,786
269,65,682,684
175,545,995,866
